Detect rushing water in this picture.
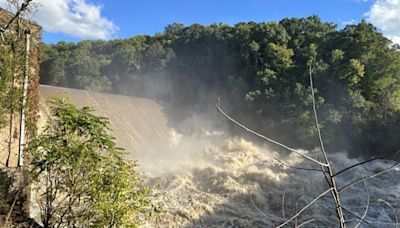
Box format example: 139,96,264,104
143,134,400,227
39,86,399,227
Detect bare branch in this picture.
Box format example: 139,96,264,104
276,187,333,228
333,151,400,177
249,193,281,223
309,61,329,165
0,0,33,35
297,218,315,228
309,60,346,227
346,219,400,226
216,102,329,167
342,206,370,225
345,200,400,226
319,157,333,187
5,190,20,226
281,189,286,219
339,161,400,192
378,199,398,228
274,158,325,172
355,180,370,228
295,193,303,227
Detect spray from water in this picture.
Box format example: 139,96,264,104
39,85,400,227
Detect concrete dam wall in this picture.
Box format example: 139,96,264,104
39,85,171,159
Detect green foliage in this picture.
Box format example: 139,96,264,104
31,99,154,227
39,16,400,156
0,31,26,129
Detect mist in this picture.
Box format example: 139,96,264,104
104,72,400,226
39,68,400,226
37,18,400,227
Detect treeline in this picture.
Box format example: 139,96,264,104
40,16,400,157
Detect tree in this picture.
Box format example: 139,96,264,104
30,99,154,227
39,16,400,157
216,49,400,227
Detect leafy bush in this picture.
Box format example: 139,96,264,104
31,99,154,227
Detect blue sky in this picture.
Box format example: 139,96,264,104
43,0,373,43
91,0,370,37
2,0,397,44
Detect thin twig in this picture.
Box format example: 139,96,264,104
333,151,400,177
355,180,370,228
274,158,325,172
346,219,400,226
339,161,400,192
297,218,315,228
378,199,398,228
216,102,329,167
295,193,303,227
342,206,370,225
0,0,33,35
282,189,287,219
276,187,333,228
249,193,281,222
5,190,21,226
309,59,329,166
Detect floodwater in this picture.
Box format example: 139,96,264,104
39,85,400,227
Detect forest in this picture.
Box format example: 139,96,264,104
40,16,400,158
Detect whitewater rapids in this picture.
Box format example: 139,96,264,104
39,85,399,227
141,131,400,227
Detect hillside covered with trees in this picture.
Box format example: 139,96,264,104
40,16,400,157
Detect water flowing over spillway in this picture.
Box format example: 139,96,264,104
39,85,400,227
39,85,171,158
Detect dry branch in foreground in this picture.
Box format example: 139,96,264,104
216,51,399,227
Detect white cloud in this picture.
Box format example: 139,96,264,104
366,0,400,44
0,0,117,39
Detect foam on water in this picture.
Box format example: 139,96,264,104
144,135,400,227
38,86,399,227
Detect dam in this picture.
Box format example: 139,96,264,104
39,85,171,158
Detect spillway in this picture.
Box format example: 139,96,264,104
39,85,170,158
